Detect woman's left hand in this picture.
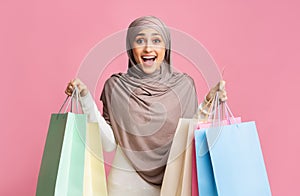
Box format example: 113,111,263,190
205,80,227,103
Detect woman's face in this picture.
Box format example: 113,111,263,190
132,28,166,74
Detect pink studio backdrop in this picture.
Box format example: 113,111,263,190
1,0,299,195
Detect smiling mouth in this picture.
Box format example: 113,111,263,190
142,56,156,62
141,56,157,67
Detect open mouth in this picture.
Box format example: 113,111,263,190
141,55,156,66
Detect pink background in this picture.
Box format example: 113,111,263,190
1,0,299,195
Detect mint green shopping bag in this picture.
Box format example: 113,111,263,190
36,89,87,196
36,113,86,196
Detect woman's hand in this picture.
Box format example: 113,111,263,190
205,80,227,103
65,78,89,97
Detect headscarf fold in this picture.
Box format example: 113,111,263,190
101,16,198,185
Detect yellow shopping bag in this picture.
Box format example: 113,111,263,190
83,122,108,196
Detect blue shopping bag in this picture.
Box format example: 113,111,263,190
194,93,271,196
205,121,272,196
195,117,241,196
195,129,218,196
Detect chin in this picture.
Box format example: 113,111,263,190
140,63,161,74
141,67,157,74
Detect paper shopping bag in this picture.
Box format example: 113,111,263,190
205,121,272,196
161,118,196,196
36,112,86,195
83,123,108,196
194,117,241,196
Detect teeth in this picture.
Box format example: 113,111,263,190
142,56,156,59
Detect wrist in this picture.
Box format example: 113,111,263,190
198,101,211,115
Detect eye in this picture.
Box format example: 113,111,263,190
153,39,161,44
136,38,145,45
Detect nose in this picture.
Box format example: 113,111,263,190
143,41,153,53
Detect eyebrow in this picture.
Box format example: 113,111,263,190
136,33,161,36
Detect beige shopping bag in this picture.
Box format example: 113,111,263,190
161,118,196,196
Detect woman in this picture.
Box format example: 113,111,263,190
65,16,227,195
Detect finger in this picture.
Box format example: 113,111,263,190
65,89,72,96
219,92,228,102
220,91,227,97
71,78,83,89
70,81,76,88
72,78,82,85
66,81,74,90
66,86,73,92
220,96,227,102
218,80,226,91
65,88,73,94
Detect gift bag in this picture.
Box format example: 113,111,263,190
36,88,108,196
194,93,271,196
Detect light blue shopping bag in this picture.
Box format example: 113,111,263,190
194,93,271,196
195,117,241,196
205,121,272,196
195,129,218,196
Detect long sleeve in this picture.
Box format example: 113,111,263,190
79,92,117,152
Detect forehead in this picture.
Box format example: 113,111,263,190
135,28,162,37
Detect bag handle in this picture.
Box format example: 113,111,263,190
195,85,238,126
210,92,238,127
58,86,81,114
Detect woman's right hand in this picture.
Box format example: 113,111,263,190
65,78,89,97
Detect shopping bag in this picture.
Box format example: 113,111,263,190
194,93,271,196
36,89,108,196
83,122,108,196
206,121,271,196
161,118,195,196
194,117,241,196
36,112,86,195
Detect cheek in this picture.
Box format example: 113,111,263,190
132,48,141,62
157,49,166,61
